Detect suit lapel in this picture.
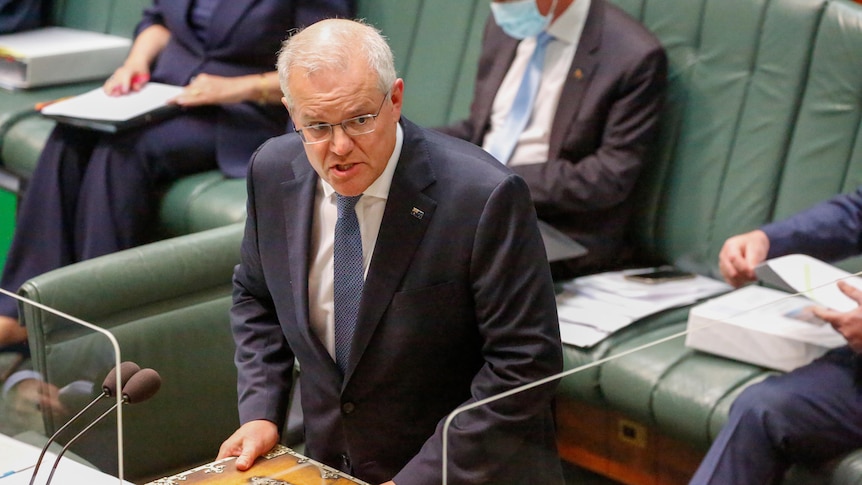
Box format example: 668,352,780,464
549,0,603,157
344,121,437,380
208,0,257,48
280,164,334,366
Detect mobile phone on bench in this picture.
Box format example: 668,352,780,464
623,268,696,284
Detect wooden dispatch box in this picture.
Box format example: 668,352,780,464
555,396,704,485
145,445,369,485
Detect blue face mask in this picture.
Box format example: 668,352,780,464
490,0,558,40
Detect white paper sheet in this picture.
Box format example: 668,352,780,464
757,254,862,312
557,268,731,347
41,82,183,122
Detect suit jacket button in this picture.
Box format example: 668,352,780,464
340,453,351,470
342,402,355,414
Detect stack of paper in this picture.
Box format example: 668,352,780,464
557,269,731,347
0,27,131,89
685,285,845,372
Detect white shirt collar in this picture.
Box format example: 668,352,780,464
547,0,591,45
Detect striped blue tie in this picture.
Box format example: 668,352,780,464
487,31,554,164
333,194,363,375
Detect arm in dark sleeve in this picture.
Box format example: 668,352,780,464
135,1,165,36
512,44,668,216
764,186,862,262
231,154,295,431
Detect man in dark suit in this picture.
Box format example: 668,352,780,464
690,187,862,484
437,0,667,279
217,18,565,485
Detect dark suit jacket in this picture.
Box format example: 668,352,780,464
0,0,46,33
438,0,667,277
137,0,354,177
231,118,564,485
763,186,862,261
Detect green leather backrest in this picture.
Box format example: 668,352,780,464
358,0,488,127
50,0,150,36
774,0,862,218
617,0,862,276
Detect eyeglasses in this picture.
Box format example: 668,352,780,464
295,91,390,144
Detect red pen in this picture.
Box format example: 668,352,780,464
110,73,150,95
131,73,150,89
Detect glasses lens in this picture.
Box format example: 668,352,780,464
343,115,376,136
301,124,332,143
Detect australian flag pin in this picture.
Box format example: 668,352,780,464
411,207,424,220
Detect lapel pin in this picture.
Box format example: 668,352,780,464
574,68,583,80
411,207,424,220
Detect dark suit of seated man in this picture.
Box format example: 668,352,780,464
436,0,667,279
691,186,862,484
216,18,565,485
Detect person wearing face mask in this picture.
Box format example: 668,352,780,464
437,0,668,279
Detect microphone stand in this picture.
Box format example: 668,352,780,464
39,368,161,485
1,287,127,482
28,361,140,485
43,400,126,485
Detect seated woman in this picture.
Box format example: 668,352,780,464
0,0,355,351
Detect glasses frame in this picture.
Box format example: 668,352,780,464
295,90,391,145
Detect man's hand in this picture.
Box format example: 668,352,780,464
718,229,770,288
217,420,280,471
813,280,862,352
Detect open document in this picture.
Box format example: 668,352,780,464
40,82,184,133
557,269,731,347
755,253,862,312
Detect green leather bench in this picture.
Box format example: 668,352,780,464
13,0,862,483
556,0,862,483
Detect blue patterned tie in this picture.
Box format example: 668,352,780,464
487,31,554,164
333,194,363,375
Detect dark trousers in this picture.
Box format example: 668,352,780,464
0,111,219,320
690,346,862,485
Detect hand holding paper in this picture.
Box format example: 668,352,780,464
811,280,862,352
718,229,770,287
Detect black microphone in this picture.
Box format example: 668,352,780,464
41,368,162,485
28,361,141,485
